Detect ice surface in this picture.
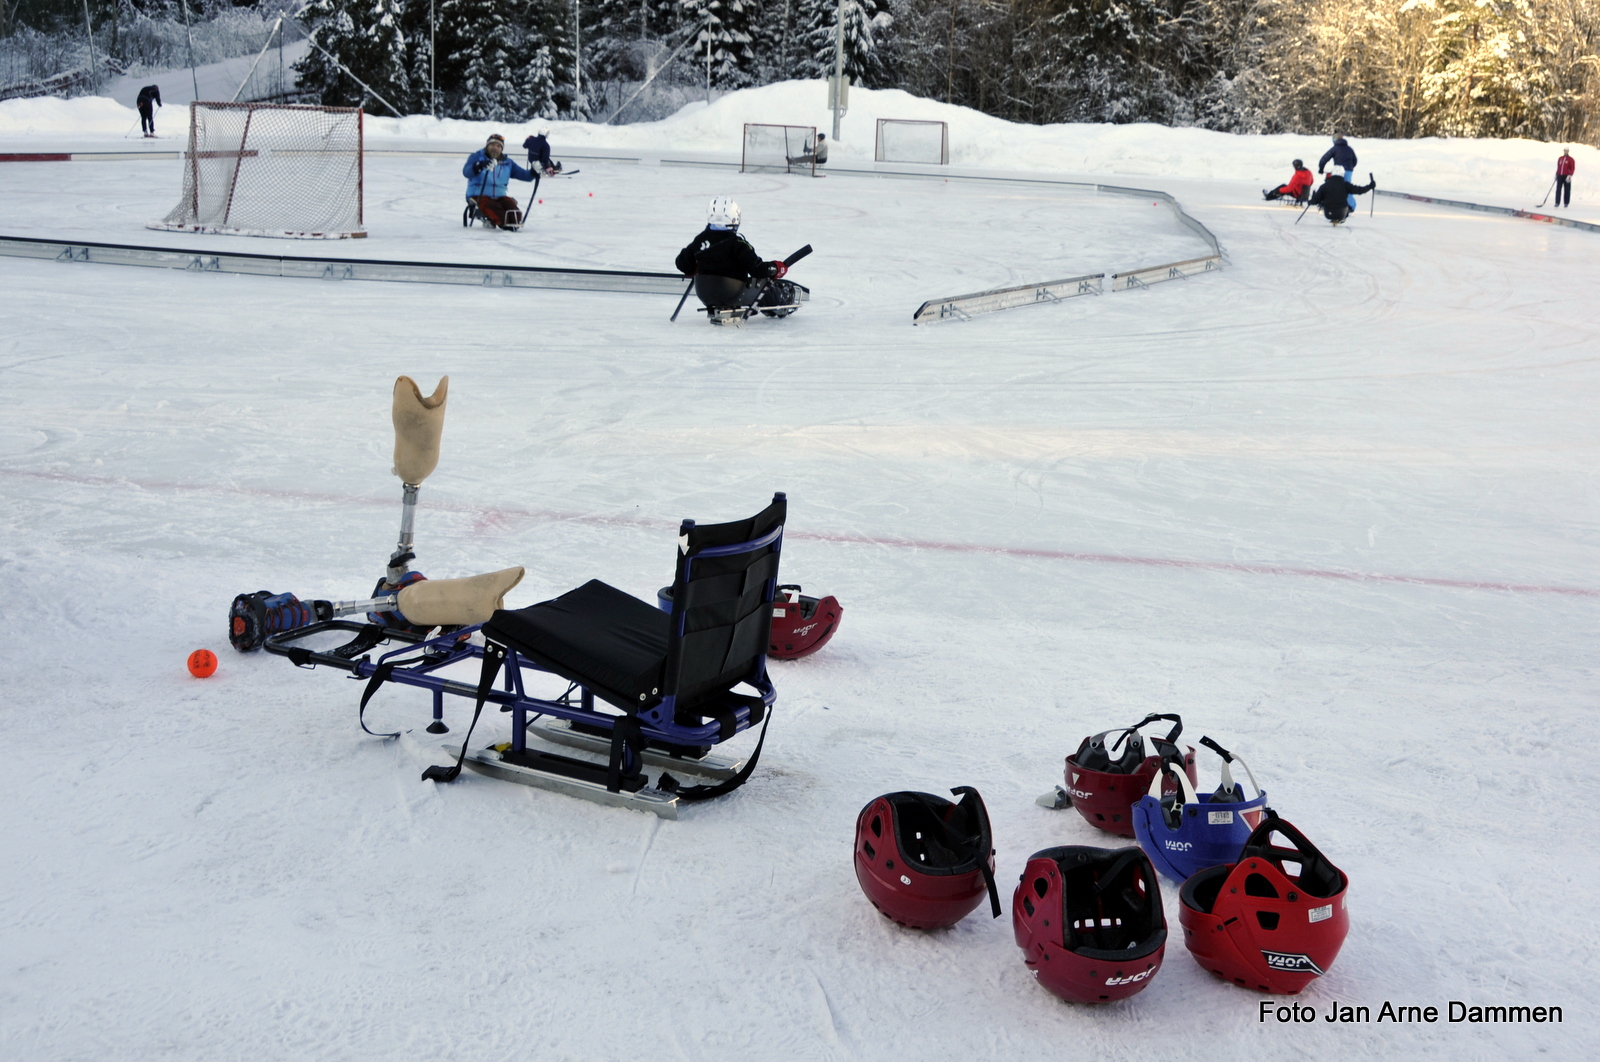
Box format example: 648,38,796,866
1,87,1596,1060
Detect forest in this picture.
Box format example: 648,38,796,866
5,0,1599,141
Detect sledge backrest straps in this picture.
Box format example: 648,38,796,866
663,493,786,712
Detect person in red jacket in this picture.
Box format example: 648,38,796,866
1555,149,1576,208
1263,159,1314,203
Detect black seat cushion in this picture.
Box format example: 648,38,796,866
483,580,670,712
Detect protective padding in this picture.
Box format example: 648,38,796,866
1066,741,1196,837
1013,846,1167,1004
396,566,524,626
1179,815,1349,994
1133,763,1269,883
392,375,448,484
854,789,996,929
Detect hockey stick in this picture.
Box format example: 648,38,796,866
1536,178,1556,208
739,245,816,321
1370,173,1376,218
670,278,695,321
1294,199,1313,225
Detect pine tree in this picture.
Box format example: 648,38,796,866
797,0,891,84
681,0,759,87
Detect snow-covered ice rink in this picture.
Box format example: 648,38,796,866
2,98,1597,1061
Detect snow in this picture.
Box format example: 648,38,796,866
2,85,1597,1059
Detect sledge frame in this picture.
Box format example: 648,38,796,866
263,521,782,815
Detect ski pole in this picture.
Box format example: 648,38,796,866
1537,178,1555,208
670,278,694,321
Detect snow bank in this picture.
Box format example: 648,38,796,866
4,77,1593,207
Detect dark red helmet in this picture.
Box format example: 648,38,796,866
1064,714,1196,837
769,584,842,659
1179,813,1350,994
854,787,1000,929
1013,845,1167,1004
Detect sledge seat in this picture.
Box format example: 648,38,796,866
484,492,786,737
695,274,756,310
484,580,669,711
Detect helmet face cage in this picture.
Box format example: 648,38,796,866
854,787,1000,930
1013,845,1168,1004
1133,747,1270,883
707,196,741,229
1064,714,1196,837
1179,814,1350,994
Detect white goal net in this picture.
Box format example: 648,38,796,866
151,102,365,239
742,124,818,176
875,119,949,165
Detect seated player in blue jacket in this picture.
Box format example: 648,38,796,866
463,134,536,229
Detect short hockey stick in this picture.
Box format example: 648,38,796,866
670,278,695,321
1370,173,1376,218
1536,178,1556,208
1294,200,1313,225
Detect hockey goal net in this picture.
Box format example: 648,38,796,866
741,124,817,176
151,102,365,239
875,119,948,165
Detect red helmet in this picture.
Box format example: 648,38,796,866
854,787,1000,929
1064,714,1197,837
1013,845,1168,1004
1179,813,1350,993
769,584,842,659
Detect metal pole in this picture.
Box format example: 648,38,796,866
831,0,844,141
706,32,711,103
180,0,199,100
573,0,581,103
80,0,97,89
430,0,436,117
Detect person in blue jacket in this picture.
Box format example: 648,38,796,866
463,134,535,229
1318,135,1359,210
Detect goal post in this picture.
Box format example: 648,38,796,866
741,124,817,176
150,102,366,239
875,119,949,165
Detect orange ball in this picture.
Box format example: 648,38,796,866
188,649,218,678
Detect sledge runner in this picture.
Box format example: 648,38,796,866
1308,170,1375,225
136,85,161,138
463,134,536,230
1318,135,1359,210
675,197,800,322
1263,159,1313,202
1555,149,1575,208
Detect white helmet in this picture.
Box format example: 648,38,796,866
708,196,741,229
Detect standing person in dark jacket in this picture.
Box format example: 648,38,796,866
1555,149,1576,208
136,85,161,137
1308,170,1375,224
675,197,788,310
1319,135,1359,210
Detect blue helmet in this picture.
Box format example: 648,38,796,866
1133,737,1270,884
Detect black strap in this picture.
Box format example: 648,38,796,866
669,704,774,803
606,715,645,793
358,662,400,738
421,643,506,784
942,786,1001,918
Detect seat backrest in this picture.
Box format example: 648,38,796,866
695,274,746,309
663,493,785,710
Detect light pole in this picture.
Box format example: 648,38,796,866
831,0,845,141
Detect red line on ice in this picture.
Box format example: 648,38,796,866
7,468,1597,598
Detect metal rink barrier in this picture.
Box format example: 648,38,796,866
1374,189,1600,235
0,234,688,295
1110,254,1223,291
913,272,1105,323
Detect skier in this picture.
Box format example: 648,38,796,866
522,127,562,176
1308,169,1375,225
674,197,790,313
136,85,161,138
1555,149,1575,208
1263,159,1313,202
463,134,536,230
1318,135,1359,210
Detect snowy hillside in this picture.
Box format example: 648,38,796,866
2,83,1596,1060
